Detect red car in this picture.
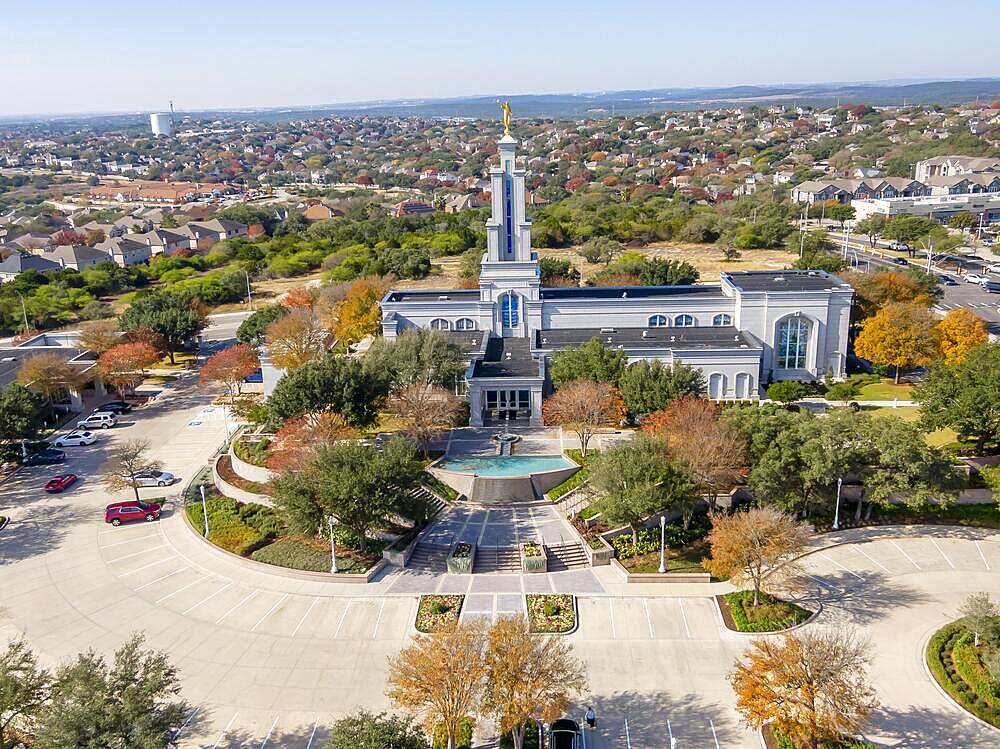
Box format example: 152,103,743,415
105,500,162,526
45,474,78,493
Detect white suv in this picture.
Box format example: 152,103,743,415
77,412,117,430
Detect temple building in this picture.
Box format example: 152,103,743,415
378,128,854,427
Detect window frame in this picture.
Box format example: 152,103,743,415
429,318,451,331
647,314,668,327
673,314,695,328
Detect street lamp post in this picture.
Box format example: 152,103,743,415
658,514,667,574
245,270,254,311
199,484,209,537
832,477,843,531
328,515,338,574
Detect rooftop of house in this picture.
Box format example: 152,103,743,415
471,336,538,379
534,325,760,351
384,289,481,303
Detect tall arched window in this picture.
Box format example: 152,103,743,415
454,318,476,331
501,292,519,328
712,313,732,327
674,314,695,327
648,314,668,327
430,318,450,331
777,316,809,369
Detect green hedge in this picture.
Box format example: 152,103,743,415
422,472,458,502
548,449,591,501
432,718,473,749
233,437,270,466
953,632,1000,703
723,591,812,633
499,724,541,749
926,622,1000,728
251,536,331,572
186,498,283,556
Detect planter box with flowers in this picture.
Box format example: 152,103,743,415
447,541,475,574
521,542,547,573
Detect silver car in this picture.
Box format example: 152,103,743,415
129,470,175,487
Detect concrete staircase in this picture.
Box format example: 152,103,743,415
472,546,522,573
545,542,590,571
407,542,449,572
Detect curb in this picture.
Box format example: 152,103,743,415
415,594,465,634
714,594,822,636
526,594,579,636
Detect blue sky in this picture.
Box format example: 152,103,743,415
3,0,999,115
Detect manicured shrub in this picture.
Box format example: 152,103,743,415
926,622,1000,728
723,591,811,633
610,521,708,560
251,536,332,572
952,632,1000,703
208,523,265,556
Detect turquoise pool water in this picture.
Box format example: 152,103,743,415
436,454,574,476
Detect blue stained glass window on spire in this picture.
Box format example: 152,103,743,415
504,171,514,258
501,293,519,328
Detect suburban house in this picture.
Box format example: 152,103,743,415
914,156,1000,182
792,178,929,204
129,228,189,256
0,252,62,282
443,194,485,213
41,244,111,271
392,200,435,217
302,203,344,221
94,236,153,266
175,218,248,250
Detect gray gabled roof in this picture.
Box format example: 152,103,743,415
0,252,62,274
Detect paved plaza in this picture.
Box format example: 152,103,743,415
1,376,999,746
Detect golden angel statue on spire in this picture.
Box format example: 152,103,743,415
500,100,512,136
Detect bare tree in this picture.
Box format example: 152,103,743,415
388,384,463,456
102,439,163,502
77,319,121,355
542,380,625,457
704,507,810,606
730,629,879,749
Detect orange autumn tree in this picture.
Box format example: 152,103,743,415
265,307,327,370
199,343,260,396
843,270,936,320
853,301,937,383
934,308,988,365
542,379,626,456
280,286,317,310
265,412,357,471
333,276,391,346
98,341,160,398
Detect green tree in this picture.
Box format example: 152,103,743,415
34,634,187,749
325,711,429,749
882,215,937,245
119,290,206,364
549,337,627,387
618,360,706,418
0,640,52,749
366,328,468,390
766,381,807,403
272,436,423,551
591,437,696,546
855,215,887,248
0,384,43,460
638,258,699,286
827,203,856,229
237,304,289,346
576,236,622,264
948,211,978,231
538,257,580,286
266,351,390,430
916,343,1000,453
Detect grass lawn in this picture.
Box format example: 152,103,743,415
153,351,197,370
866,406,958,447
621,539,711,574
855,379,914,401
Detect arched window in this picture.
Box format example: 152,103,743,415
708,372,726,399
430,318,450,331
501,292,519,328
454,318,476,331
777,316,809,369
712,313,732,327
647,314,668,327
674,314,695,327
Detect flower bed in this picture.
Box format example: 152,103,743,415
763,724,872,748
233,437,270,467
447,542,475,574
926,621,1000,727
620,538,711,574
521,543,547,573
612,520,711,574
185,496,281,555
216,454,271,495
416,595,465,632
719,591,812,633
526,594,576,633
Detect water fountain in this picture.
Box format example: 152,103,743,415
492,429,521,456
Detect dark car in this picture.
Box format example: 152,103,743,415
98,401,132,414
24,448,66,466
105,500,162,526
936,274,959,286
549,720,582,749
45,474,78,493
982,280,1000,294
891,256,909,266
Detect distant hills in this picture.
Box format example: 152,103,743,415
5,78,1000,130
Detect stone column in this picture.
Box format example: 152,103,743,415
469,386,484,427
529,386,543,427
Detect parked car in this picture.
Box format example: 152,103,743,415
891,256,909,266
936,274,959,286
128,469,175,487
97,401,132,414
549,720,582,749
45,474,78,493
983,238,995,247
77,412,117,430
105,500,162,526
985,263,1000,274
982,280,1000,293
888,241,910,251
965,272,990,284
52,430,96,448
23,448,65,466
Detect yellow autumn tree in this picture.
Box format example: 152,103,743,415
853,302,937,383
333,276,390,346
934,308,988,365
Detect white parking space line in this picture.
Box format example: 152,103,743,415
135,567,187,591
855,544,892,574
667,718,674,746
334,599,355,639
215,589,258,625
305,717,320,749
251,593,289,632
212,712,239,749
171,707,199,741
155,577,208,604
182,581,233,615
819,551,865,580
930,539,956,569
106,543,168,564
890,540,922,570
259,715,279,748
709,719,720,749
608,598,617,639
677,599,691,638
291,597,321,637
805,574,844,593
372,598,386,639
976,541,991,571
120,555,178,576
99,532,160,548
643,598,655,639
